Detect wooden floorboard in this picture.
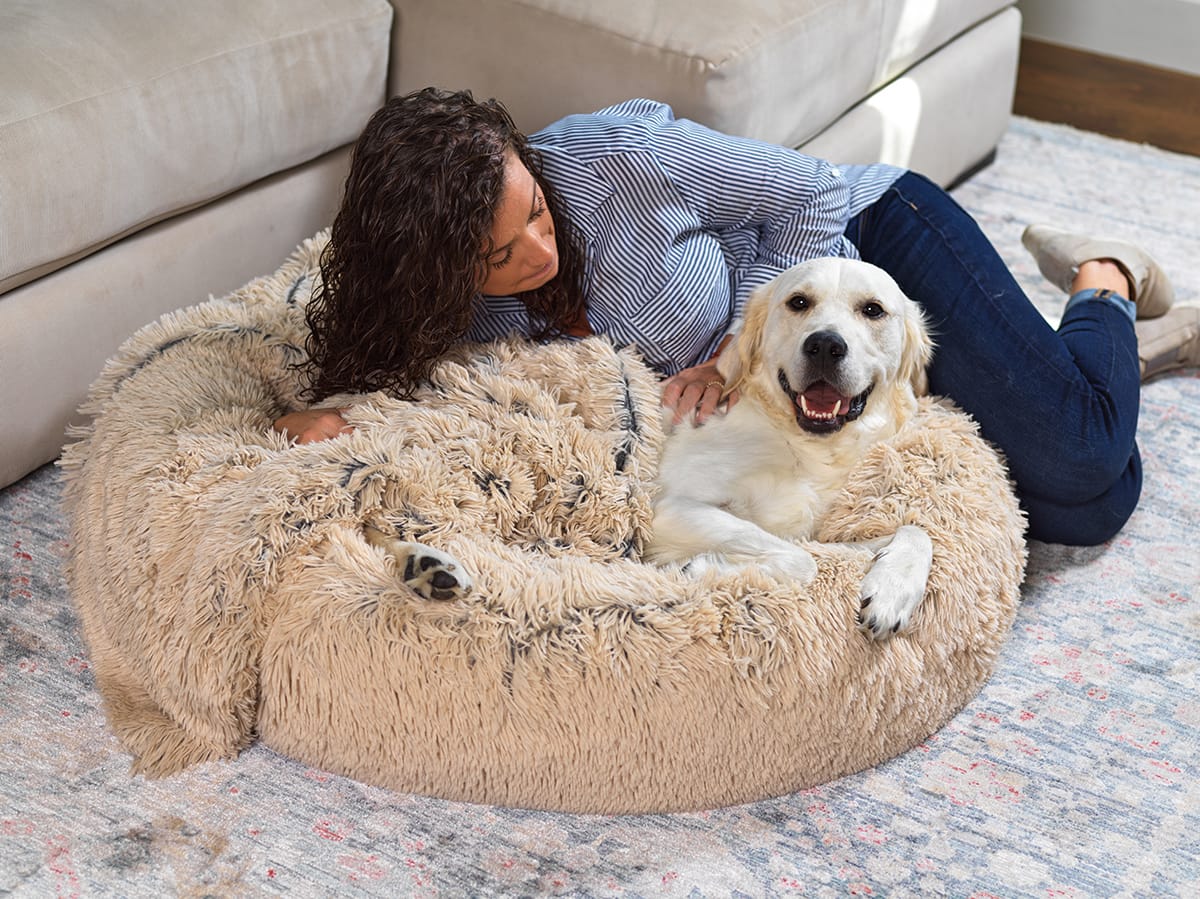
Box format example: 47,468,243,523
1014,37,1200,158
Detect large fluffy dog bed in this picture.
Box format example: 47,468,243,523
61,232,1027,814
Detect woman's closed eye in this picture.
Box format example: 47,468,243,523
489,195,547,270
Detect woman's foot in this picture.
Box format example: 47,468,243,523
1022,224,1175,319
1136,305,1200,380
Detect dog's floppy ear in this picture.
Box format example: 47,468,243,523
899,299,934,396
716,284,771,390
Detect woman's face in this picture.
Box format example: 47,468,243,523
479,151,559,296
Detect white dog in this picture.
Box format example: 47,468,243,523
644,257,935,640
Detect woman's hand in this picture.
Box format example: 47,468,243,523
272,407,354,443
661,359,739,426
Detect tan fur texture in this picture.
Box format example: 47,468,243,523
61,232,1027,813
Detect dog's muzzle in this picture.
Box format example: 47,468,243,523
778,368,873,434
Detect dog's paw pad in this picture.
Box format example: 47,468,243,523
401,546,471,600
363,525,472,600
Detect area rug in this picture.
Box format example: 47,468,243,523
2,117,1198,895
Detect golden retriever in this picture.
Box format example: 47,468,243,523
644,257,935,639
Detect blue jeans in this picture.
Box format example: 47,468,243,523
845,172,1142,545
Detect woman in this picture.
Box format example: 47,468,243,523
276,88,1198,545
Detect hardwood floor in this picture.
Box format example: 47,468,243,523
1014,37,1200,158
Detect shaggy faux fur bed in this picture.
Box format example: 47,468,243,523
60,232,1027,814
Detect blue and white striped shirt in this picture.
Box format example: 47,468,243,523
466,99,904,375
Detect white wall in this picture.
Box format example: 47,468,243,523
1017,0,1200,77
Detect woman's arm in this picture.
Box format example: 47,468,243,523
650,106,858,272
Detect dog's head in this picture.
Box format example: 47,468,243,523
718,258,933,436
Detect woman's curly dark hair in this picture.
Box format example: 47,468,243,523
300,87,589,400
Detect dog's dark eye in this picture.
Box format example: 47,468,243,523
861,301,885,319
786,294,810,312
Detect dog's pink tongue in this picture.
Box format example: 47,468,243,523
799,382,847,417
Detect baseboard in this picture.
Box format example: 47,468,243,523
1016,0,1200,79
1014,37,1200,157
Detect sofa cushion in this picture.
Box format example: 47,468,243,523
0,0,393,295
387,0,1013,144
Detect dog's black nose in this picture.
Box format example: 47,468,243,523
803,330,847,364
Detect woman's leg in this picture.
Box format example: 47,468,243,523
844,172,1142,545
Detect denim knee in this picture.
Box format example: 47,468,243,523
1023,488,1139,545
1025,441,1138,507
1021,446,1142,546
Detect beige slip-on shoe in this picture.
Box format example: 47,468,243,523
1022,224,1175,319
1136,305,1200,380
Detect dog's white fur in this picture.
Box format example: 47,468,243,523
645,257,935,639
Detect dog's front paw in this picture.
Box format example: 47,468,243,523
857,525,932,640
363,525,472,600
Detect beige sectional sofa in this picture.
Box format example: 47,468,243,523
0,0,1020,489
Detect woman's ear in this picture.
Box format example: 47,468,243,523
717,285,770,390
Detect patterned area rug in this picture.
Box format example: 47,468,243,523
2,116,1198,896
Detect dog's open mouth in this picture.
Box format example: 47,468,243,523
778,369,873,434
